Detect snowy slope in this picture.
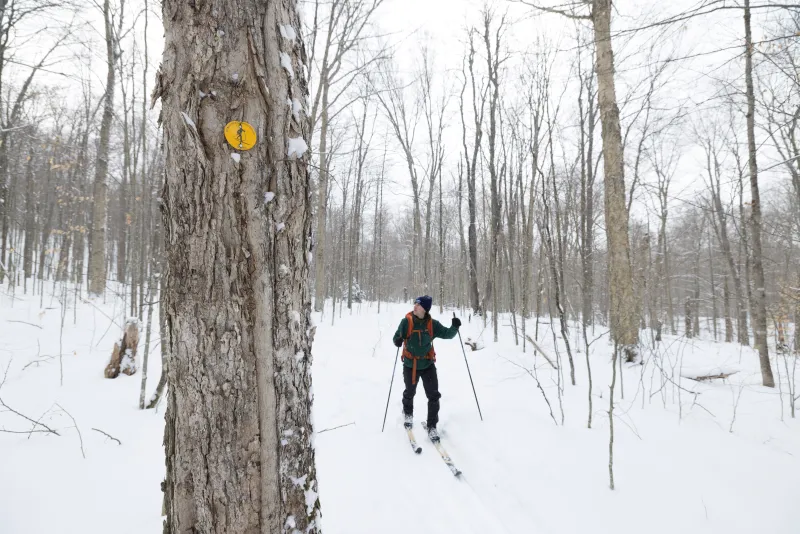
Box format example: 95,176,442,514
314,303,799,534
1,286,798,534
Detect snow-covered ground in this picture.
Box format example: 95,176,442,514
1,285,798,533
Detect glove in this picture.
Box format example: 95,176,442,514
393,337,403,347
451,317,462,329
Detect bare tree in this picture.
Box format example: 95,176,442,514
522,0,639,360
308,0,384,311
743,0,775,386
459,28,486,315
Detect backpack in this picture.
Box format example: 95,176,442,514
402,312,436,385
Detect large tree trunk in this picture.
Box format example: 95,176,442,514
592,0,639,360
88,0,116,296
157,0,321,531
743,0,775,387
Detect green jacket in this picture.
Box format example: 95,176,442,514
393,312,458,371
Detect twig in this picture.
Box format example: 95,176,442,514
28,404,56,440
500,355,558,426
317,422,356,434
92,427,122,445
5,320,42,329
729,384,745,433
0,396,60,435
0,358,11,390
56,403,84,458
22,357,56,370
0,428,56,434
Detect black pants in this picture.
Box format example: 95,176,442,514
402,364,441,428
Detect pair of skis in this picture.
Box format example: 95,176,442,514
405,422,462,477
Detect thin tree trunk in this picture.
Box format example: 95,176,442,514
743,0,775,387
592,0,639,360
22,150,35,285
88,0,116,296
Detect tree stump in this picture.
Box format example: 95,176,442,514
104,319,140,378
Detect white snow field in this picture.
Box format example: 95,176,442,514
1,286,798,533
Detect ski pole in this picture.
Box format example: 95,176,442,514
455,312,483,421
381,345,401,432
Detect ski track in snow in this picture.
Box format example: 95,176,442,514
1,289,799,533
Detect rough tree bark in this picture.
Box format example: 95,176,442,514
155,0,322,531
593,0,639,360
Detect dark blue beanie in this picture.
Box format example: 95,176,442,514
415,295,432,312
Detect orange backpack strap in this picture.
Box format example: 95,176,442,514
402,313,436,385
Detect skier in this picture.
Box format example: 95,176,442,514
392,295,461,442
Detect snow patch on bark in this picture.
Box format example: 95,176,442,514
230,153,241,164
292,98,303,121
280,52,294,78
180,112,197,133
287,137,308,158
305,483,318,515
280,24,297,42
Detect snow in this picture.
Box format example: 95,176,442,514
120,349,135,374
280,24,297,42
276,222,285,232
290,474,307,487
1,287,798,534
230,153,241,164
280,52,294,78
180,111,196,133
287,137,308,159
264,191,275,203
292,98,303,122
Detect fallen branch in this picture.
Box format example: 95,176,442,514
507,323,558,369
0,396,60,435
22,357,55,371
317,422,355,434
5,320,42,329
684,371,739,382
92,427,122,445
0,428,56,434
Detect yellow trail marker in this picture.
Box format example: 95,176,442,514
224,121,257,150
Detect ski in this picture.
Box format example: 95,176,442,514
422,422,462,477
405,426,422,454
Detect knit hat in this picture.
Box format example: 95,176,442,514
414,295,432,312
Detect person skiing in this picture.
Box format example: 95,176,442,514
392,295,461,442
